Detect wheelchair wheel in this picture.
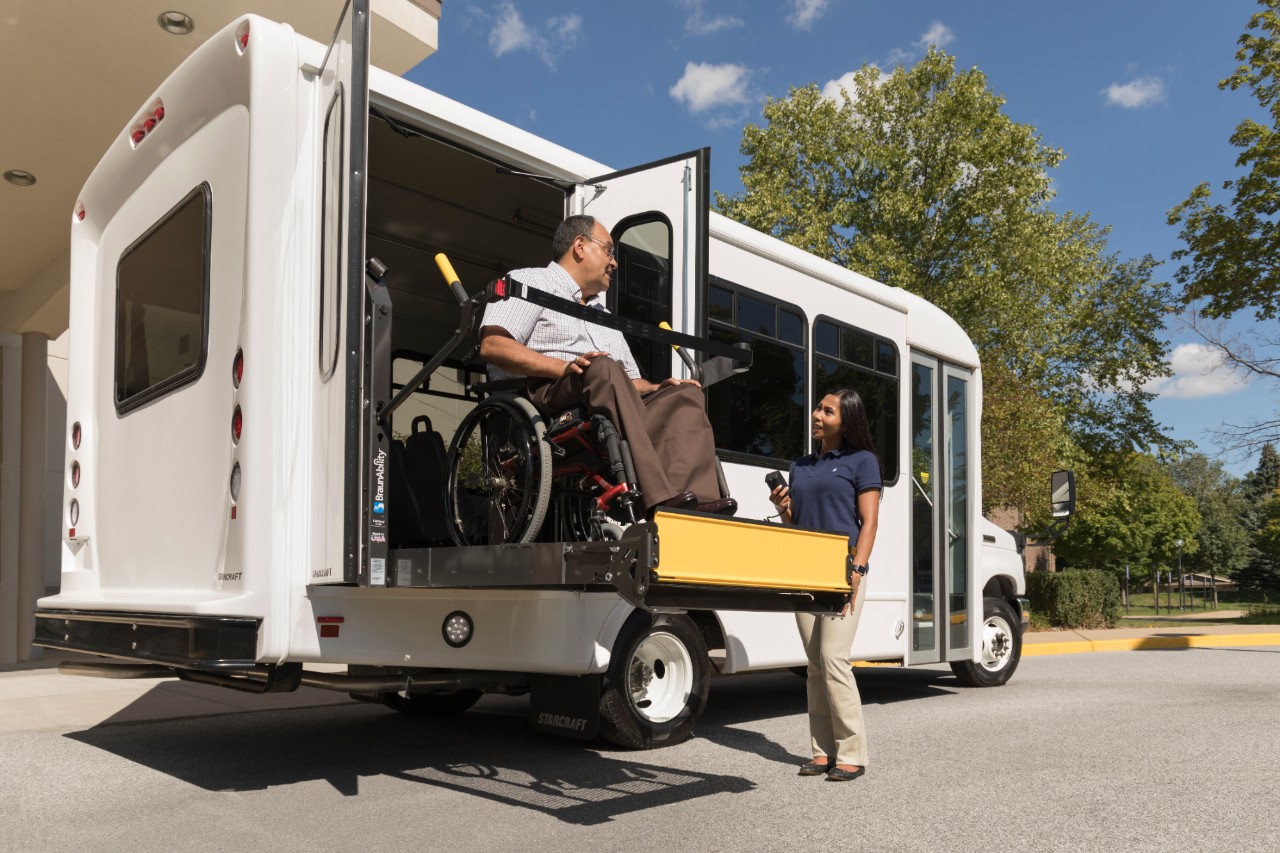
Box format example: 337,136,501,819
446,395,552,546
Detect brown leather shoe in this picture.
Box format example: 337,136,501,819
656,491,698,510
696,497,738,516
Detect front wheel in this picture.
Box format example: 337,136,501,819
950,597,1022,687
599,612,710,749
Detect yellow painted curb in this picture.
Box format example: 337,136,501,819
1023,633,1280,656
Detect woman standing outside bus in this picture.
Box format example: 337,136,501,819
769,388,881,782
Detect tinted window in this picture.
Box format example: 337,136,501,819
812,316,900,483
706,277,806,464
115,184,211,413
613,217,673,382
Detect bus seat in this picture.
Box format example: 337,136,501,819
388,439,430,547
405,415,451,542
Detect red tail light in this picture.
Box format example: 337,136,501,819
232,349,243,387
231,406,243,444
71,421,82,449
70,461,80,489
235,21,250,52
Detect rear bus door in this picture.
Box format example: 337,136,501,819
312,0,382,585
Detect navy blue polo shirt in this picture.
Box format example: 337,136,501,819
788,447,882,547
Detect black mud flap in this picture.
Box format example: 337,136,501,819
529,674,601,740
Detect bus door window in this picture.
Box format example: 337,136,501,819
610,215,674,383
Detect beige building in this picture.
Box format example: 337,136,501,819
0,0,441,663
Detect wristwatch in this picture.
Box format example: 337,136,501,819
851,563,868,576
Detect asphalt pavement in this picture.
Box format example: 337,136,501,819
4,641,1279,853
3,622,1278,734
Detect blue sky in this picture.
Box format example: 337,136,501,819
403,0,1276,477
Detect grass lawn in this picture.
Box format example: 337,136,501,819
1028,591,1280,631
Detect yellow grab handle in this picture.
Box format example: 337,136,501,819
435,253,469,306
435,253,460,287
659,321,681,351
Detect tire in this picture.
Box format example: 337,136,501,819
381,689,483,716
446,395,552,546
599,612,710,749
950,597,1022,687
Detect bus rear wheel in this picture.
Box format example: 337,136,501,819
950,597,1022,687
599,612,710,749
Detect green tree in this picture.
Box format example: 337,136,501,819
1168,0,1280,321
980,361,1070,517
1164,453,1251,579
1167,0,1280,449
716,50,1173,507
1053,453,1200,577
1237,443,1280,595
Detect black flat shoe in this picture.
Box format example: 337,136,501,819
825,765,866,782
797,759,832,776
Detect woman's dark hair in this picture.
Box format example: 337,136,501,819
552,215,598,261
822,388,879,461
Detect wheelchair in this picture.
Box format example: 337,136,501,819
445,380,644,547
412,253,745,548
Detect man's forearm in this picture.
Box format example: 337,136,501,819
479,334,566,379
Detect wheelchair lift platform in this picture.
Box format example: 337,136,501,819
382,508,853,614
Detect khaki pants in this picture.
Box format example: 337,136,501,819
794,571,869,767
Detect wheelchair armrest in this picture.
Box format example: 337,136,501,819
468,377,528,397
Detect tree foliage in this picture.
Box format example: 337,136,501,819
1237,443,1280,594
1168,0,1280,322
1052,453,1200,577
1164,453,1251,578
717,50,1173,479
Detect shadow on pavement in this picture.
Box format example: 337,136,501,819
60,665,963,820
65,699,752,824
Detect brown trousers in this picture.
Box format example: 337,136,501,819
527,356,721,508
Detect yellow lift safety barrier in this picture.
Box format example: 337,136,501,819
651,509,852,593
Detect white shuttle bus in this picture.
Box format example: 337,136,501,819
37,2,1052,748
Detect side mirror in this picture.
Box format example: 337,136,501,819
1050,470,1076,518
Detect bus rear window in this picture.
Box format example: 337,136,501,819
114,184,211,413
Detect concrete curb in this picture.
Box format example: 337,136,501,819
1023,627,1280,657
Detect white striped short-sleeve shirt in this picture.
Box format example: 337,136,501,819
480,262,641,381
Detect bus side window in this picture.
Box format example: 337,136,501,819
611,214,674,383
813,316,900,484
705,277,807,465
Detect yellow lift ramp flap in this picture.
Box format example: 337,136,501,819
640,508,854,613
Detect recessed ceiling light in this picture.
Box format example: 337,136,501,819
158,11,195,35
3,170,36,187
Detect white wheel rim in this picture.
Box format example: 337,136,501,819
626,631,693,723
979,613,1014,672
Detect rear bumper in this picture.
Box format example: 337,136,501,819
34,609,260,669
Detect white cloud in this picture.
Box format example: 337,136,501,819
788,0,831,30
1144,343,1250,399
489,4,533,56
670,61,753,112
1103,76,1167,108
820,66,882,103
679,0,744,35
821,71,861,102
488,4,582,69
915,20,954,49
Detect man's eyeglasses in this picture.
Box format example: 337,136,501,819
585,236,617,259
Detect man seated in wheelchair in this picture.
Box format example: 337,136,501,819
478,214,737,518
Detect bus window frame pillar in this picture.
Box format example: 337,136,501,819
2,331,49,663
